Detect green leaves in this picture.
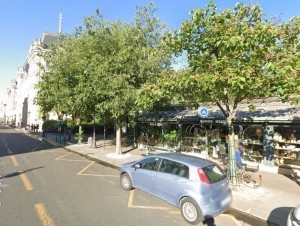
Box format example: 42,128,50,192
164,1,300,116
36,3,172,126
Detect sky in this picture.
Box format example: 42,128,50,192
1,0,300,100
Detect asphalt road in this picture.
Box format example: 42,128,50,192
0,125,243,226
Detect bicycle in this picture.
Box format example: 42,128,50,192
223,157,262,189
240,163,262,189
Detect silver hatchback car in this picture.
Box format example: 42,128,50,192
120,153,232,225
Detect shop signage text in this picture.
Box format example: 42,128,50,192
199,119,226,124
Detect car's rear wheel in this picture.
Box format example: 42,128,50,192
120,173,133,191
180,197,202,225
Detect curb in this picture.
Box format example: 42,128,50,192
64,148,121,170
226,208,274,226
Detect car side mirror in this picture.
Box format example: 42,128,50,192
134,164,141,170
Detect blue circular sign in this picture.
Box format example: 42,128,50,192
198,107,209,117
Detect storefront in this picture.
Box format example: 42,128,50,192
136,98,300,170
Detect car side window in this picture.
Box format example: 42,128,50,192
135,157,159,171
159,159,189,178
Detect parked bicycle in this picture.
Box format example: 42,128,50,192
240,163,262,189
222,157,262,189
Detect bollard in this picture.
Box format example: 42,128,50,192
88,137,93,148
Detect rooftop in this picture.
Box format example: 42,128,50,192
40,32,59,48
137,97,300,123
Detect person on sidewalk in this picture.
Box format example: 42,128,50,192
235,141,244,169
67,128,72,141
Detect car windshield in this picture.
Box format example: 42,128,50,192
202,164,226,184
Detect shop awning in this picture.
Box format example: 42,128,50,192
137,97,300,125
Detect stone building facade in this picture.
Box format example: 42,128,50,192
5,79,17,124
5,32,58,128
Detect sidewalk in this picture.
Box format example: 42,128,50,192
25,130,300,226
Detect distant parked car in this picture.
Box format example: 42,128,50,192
288,205,300,226
120,153,232,225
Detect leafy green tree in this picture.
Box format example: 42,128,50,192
137,69,191,111
157,2,300,185
86,4,172,154
37,4,172,151
37,33,104,144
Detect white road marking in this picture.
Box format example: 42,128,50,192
31,145,40,152
0,183,9,188
7,148,12,154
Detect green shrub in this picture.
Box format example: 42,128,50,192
42,120,59,132
66,119,76,130
163,130,178,142
71,123,104,134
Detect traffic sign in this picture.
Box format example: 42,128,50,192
198,107,209,117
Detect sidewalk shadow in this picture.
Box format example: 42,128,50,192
0,132,57,158
203,218,216,226
284,174,300,186
267,207,293,226
122,147,138,154
2,166,44,179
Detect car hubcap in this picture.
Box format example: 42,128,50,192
121,176,130,189
182,202,197,222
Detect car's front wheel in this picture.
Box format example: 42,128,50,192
180,197,203,225
120,173,133,191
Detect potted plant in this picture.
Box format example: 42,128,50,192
163,130,178,148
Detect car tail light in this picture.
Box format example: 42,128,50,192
197,168,210,184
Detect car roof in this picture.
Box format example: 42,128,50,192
151,153,214,168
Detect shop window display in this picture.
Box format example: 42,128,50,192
242,126,264,163
182,125,208,153
273,127,300,166
137,123,180,151
181,124,227,158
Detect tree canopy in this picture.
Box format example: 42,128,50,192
36,3,172,153
166,2,300,115
138,1,300,184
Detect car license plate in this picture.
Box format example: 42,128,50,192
221,196,231,206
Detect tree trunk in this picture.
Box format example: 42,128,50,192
116,120,122,155
56,112,61,120
226,112,239,186
78,125,82,145
103,116,106,152
91,113,96,148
